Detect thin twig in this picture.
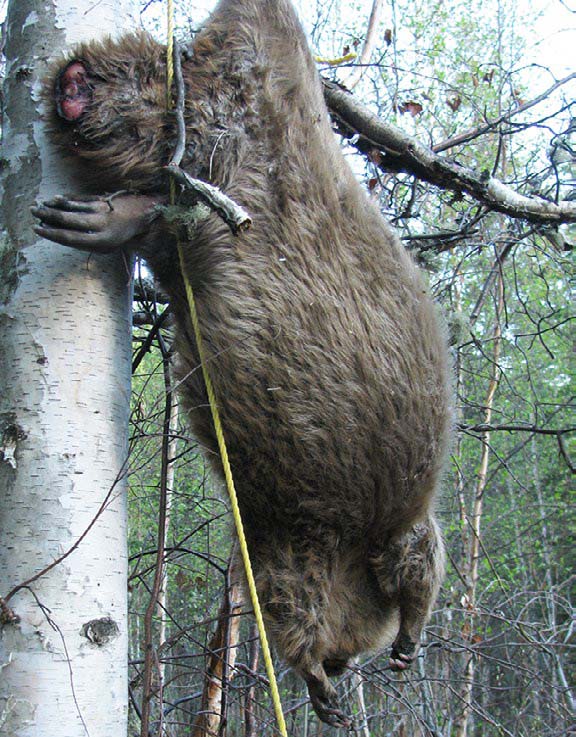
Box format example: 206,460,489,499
557,433,575,474
470,242,514,325
244,620,260,737
132,308,172,374
346,0,384,90
432,73,576,153
27,588,91,737
459,422,575,436
4,462,128,604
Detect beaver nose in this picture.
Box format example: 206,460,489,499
56,61,93,121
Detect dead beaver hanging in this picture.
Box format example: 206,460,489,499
32,0,452,727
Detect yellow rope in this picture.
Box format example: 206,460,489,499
314,51,357,66
166,3,288,734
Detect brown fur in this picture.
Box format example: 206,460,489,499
43,0,452,726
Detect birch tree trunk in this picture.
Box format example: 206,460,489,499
0,1,136,735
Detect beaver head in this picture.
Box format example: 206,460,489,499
46,33,174,191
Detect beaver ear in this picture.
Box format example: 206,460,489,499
55,60,93,121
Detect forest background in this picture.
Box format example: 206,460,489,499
0,0,574,736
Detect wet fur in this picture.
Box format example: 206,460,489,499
45,0,452,725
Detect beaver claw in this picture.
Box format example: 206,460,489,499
310,691,353,729
389,634,418,671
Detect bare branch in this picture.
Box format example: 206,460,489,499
470,243,514,325
166,165,252,235
346,0,384,90
557,433,576,474
459,423,575,436
192,547,244,737
170,39,187,168
323,80,576,225
139,335,175,737
432,73,576,153
133,274,169,305
167,37,251,236
131,308,172,373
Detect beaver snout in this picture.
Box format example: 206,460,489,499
55,60,94,122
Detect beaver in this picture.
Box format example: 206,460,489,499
32,0,452,727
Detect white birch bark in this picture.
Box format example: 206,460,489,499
0,1,137,735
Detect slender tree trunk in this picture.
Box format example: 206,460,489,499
345,0,384,90
157,391,179,685
454,275,504,737
531,434,575,713
352,669,371,737
244,621,260,737
192,548,244,737
140,342,174,737
0,2,136,735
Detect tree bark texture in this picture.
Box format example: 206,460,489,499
0,1,136,736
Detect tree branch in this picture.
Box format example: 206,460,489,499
557,433,576,474
165,165,252,235
131,307,171,373
166,38,252,235
459,422,575,436
345,0,385,90
432,73,575,153
322,79,576,225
